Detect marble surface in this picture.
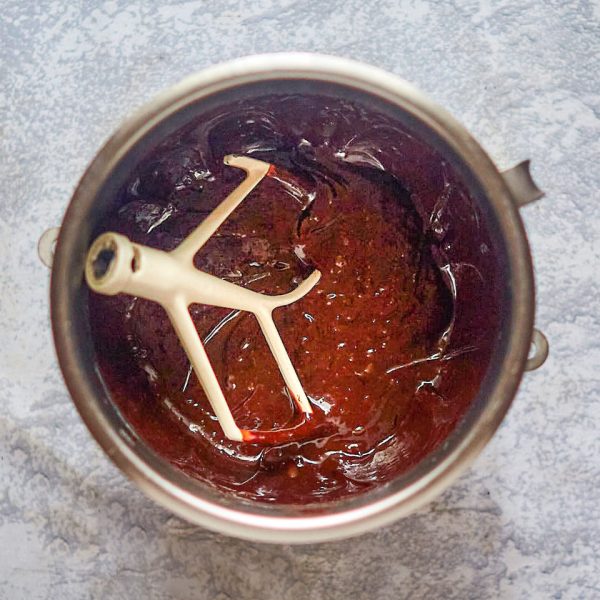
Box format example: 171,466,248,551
1,0,599,598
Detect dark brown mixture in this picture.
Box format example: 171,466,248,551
89,94,501,503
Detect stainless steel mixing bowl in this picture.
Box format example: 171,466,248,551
42,54,548,543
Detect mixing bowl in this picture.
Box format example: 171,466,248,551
40,53,548,543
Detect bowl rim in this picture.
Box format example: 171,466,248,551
51,52,535,543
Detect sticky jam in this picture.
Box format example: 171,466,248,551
88,94,501,503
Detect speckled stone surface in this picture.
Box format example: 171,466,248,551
1,1,599,598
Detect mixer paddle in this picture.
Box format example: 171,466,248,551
85,155,321,443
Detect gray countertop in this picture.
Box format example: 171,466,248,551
1,1,599,598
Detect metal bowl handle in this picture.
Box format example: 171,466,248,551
502,160,544,207
38,227,60,269
525,328,549,371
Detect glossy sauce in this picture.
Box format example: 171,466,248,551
89,94,501,503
